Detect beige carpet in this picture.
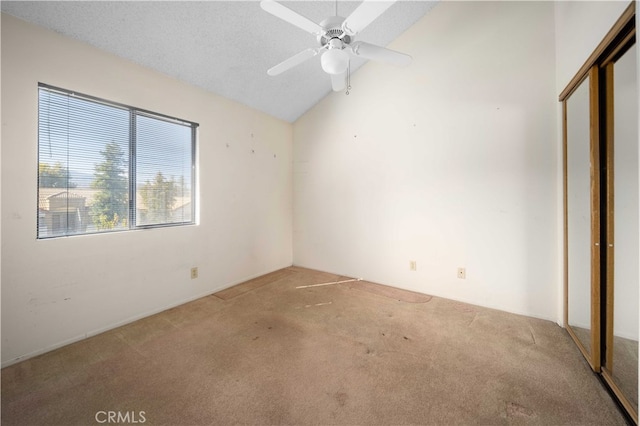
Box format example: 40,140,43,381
1,266,629,425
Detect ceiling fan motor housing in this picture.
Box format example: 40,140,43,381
317,16,352,47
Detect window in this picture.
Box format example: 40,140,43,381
37,84,197,238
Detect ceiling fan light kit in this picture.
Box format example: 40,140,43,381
321,42,349,75
260,0,412,93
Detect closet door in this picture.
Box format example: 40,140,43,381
564,68,601,371
561,4,636,423
603,40,638,421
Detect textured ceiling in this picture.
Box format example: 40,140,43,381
1,1,438,122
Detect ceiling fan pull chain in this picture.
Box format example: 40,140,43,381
346,60,351,95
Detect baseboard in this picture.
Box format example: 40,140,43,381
290,262,560,324
1,263,293,368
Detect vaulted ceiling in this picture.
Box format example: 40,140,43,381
1,1,438,122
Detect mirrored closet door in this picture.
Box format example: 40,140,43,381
603,38,638,420
565,68,601,371
561,3,637,423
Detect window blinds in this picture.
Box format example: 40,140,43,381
37,85,197,238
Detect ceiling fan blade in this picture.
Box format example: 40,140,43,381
349,41,412,66
260,0,322,35
331,72,346,92
342,0,396,36
267,48,320,76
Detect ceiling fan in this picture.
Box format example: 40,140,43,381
260,0,412,92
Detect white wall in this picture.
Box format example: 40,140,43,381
293,1,558,320
1,14,293,366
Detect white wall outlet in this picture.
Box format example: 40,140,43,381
190,267,198,279
457,267,466,279
410,260,417,271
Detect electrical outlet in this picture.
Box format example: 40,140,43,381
410,260,417,271
457,267,466,279
190,267,198,279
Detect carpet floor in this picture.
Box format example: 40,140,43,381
1,266,630,425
